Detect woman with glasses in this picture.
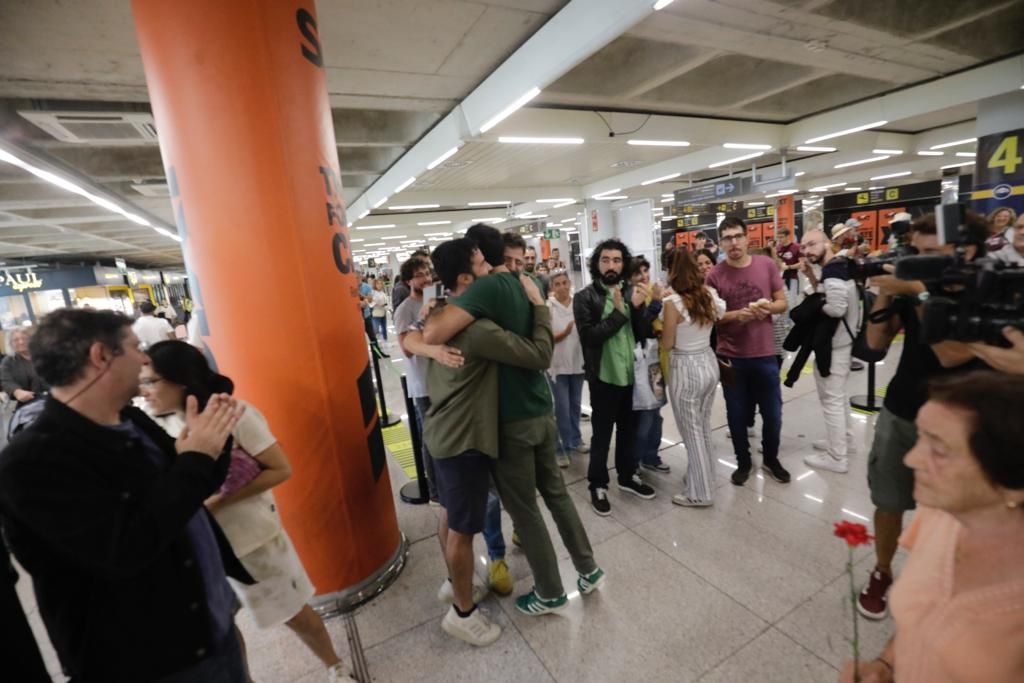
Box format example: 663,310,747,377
139,341,353,683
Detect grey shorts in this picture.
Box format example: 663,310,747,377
867,407,918,512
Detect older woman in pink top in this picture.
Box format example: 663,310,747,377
840,371,1024,683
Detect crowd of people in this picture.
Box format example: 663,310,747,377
0,208,1021,682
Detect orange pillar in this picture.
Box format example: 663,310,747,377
132,0,404,607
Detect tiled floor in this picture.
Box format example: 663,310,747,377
17,340,905,682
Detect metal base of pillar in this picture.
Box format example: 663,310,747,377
310,533,409,619
399,480,429,505
850,394,882,413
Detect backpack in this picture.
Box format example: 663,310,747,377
6,396,46,440
841,285,887,363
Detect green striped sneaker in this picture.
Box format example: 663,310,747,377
514,590,568,616
577,568,605,595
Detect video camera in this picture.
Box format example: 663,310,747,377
890,202,1024,346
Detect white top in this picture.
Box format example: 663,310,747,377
393,295,428,398
371,290,389,316
663,287,726,353
547,296,584,377
132,314,174,350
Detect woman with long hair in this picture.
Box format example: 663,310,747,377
661,251,726,507
140,341,353,683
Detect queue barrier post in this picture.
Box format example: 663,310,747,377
370,347,401,428
849,360,881,413
398,374,430,505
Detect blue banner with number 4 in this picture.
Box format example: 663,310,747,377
972,128,1024,217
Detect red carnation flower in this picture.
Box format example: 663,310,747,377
833,521,874,547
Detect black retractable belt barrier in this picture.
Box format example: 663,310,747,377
850,361,881,412
399,375,430,505
370,346,401,428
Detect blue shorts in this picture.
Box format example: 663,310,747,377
433,450,491,535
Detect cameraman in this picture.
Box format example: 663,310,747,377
856,212,988,621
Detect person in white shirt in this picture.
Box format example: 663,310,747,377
546,270,587,468
131,302,175,350
661,251,725,507
991,218,1024,266
798,229,860,474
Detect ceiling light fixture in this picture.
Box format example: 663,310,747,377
381,235,409,240
393,176,416,194
930,138,976,150
653,0,676,9
372,197,388,209
833,155,891,169
843,187,862,191
426,145,461,170
423,232,453,237
365,242,386,247
356,224,397,230
794,171,806,177
955,152,977,158
479,86,541,133
804,120,887,144
350,238,365,243
551,200,575,209
470,217,504,223
536,198,574,203
515,213,549,219
940,161,975,170
723,143,772,150
641,172,681,186
917,151,944,156
388,204,440,210
795,146,837,152
660,197,672,203
594,195,627,200
873,149,903,155
417,220,452,226
356,210,370,220
627,139,690,147
870,171,912,180
808,182,847,191
498,136,584,145
467,201,510,206
708,151,763,169
868,186,883,190
592,188,622,199
747,201,766,207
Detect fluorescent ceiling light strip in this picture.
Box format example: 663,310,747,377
515,213,549,219
833,155,890,169
795,146,836,152
470,217,504,222
794,171,806,177
498,136,584,145
916,151,943,156
423,232,452,237
356,210,370,220
467,200,510,206
381,235,408,240
389,204,439,210
628,139,689,147
536,198,573,203
808,182,847,191
653,0,676,9
955,152,976,158
365,242,386,246
873,149,903,155
930,138,976,150
595,195,627,200
941,161,975,169
356,224,397,230
479,86,541,133
418,220,452,226
708,151,763,169
372,197,388,209
747,201,765,206
426,145,461,171
843,187,862,191
350,238,365,243
592,188,622,199
641,172,681,186
804,120,887,144
870,171,912,180
393,177,416,194
723,143,772,150
551,200,575,209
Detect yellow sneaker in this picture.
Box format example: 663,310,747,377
488,559,513,596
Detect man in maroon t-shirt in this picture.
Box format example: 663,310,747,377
706,217,791,486
775,228,801,305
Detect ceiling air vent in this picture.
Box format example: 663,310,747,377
18,111,158,144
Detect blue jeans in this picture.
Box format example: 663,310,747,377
721,356,782,466
550,374,584,454
633,408,664,467
371,315,387,340
483,489,506,560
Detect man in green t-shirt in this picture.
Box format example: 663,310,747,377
424,224,603,617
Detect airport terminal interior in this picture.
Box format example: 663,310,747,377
1,1,1023,682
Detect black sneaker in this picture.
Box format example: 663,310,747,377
641,462,671,473
762,460,792,483
590,488,611,516
617,473,656,500
731,463,751,486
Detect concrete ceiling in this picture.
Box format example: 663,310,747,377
0,0,1021,267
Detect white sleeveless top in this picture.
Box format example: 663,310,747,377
664,287,726,353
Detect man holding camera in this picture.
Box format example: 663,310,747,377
857,214,988,620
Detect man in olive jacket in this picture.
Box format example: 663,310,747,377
0,308,249,683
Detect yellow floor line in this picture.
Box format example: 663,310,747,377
382,420,418,479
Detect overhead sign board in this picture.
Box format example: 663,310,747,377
674,177,753,205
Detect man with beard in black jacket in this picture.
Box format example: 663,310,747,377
574,238,657,516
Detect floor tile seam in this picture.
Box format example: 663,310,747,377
692,621,775,683
493,600,559,683
768,564,854,628
772,625,842,673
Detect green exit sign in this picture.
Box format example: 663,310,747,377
544,228,561,239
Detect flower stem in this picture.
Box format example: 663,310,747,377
848,548,860,683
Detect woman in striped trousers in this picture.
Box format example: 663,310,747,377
661,251,726,507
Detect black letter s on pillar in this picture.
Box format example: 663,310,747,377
297,9,323,67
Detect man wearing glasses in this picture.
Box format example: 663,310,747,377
706,218,791,486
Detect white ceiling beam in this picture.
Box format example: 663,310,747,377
785,55,1024,146
346,0,657,222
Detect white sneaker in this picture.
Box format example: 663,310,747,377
803,453,849,474
574,443,590,454
556,453,570,469
437,577,489,605
441,605,501,646
327,663,358,683
813,440,857,456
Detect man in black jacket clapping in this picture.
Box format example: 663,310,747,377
0,308,249,683
573,238,656,516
